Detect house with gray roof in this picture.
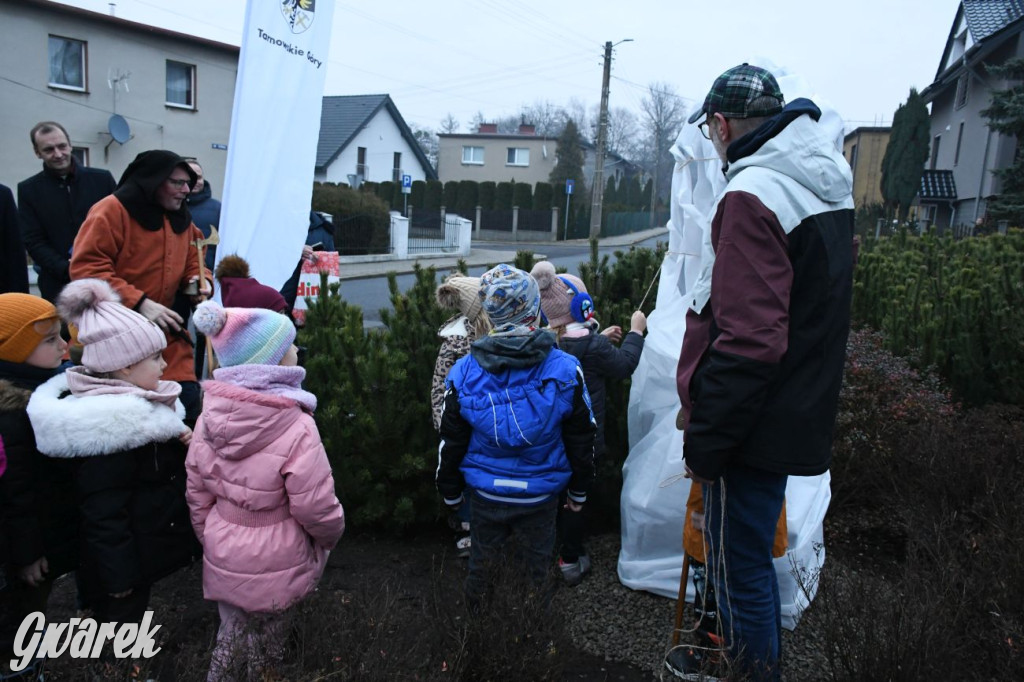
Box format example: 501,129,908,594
922,0,1024,229
315,94,437,186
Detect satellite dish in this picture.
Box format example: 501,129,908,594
108,114,130,144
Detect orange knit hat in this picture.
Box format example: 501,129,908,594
0,294,60,363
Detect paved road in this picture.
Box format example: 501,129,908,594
341,233,667,328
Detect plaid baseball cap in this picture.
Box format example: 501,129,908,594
688,63,785,124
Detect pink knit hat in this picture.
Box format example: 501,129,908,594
193,300,295,367
56,279,167,373
530,261,593,328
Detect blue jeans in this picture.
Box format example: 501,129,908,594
703,463,787,682
467,495,558,604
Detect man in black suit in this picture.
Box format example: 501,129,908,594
18,121,116,302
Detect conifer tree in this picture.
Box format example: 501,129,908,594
549,119,586,198
982,57,1024,224
880,88,930,223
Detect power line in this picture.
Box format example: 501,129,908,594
0,75,167,129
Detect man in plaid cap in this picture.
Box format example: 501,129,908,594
669,64,855,681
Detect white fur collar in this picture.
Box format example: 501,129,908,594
27,373,186,458
439,315,470,338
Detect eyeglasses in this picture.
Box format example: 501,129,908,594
166,177,191,189
698,118,712,140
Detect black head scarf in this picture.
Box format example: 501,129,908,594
114,150,198,233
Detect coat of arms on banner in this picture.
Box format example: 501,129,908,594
292,251,339,325
281,0,315,34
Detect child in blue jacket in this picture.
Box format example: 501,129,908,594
436,265,596,604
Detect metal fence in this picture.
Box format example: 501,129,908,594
480,209,513,232
604,211,668,236
517,209,551,232
407,210,463,254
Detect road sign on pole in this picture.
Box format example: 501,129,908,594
401,174,412,194
563,179,574,241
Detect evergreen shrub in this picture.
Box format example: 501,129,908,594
311,183,390,255
377,181,396,210
455,180,478,216
424,180,443,210
513,182,532,208
299,268,448,529
495,182,514,210
533,182,553,210
443,181,459,210
478,181,496,210
852,230,1024,405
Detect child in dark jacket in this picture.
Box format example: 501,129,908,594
27,279,200,625
531,260,646,585
0,293,74,677
436,265,596,604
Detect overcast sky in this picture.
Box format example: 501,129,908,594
57,0,956,134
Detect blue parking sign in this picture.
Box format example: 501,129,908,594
566,179,574,195
402,174,412,188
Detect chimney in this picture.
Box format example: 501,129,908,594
477,122,498,134
109,2,116,16
518,123,536,136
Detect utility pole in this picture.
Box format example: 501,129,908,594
589,39,631,239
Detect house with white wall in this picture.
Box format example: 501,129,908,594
315,94,437,185
0,0,237,195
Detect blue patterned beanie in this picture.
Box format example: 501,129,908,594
478,264,541,335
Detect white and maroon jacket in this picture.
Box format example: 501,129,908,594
677,99,855,481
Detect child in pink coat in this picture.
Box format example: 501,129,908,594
187,301,345,681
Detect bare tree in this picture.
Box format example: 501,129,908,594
439,113,459,134
606,106,640,159
518,100,567,136
468,111,488,134
410,125,438,170
640,81,687,220
564,98,593,143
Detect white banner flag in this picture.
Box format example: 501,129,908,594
218,0,335,290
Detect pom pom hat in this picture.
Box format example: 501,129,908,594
530,261,594,328
56,279,166,373
0,294,60,363
193,300,295,367
435,276,484,322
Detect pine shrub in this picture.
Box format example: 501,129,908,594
299,269,447,529
853,230,1024,405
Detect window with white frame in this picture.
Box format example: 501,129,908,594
506,147,530,166
462,146,484,164
71,147,90,167
48,35,86,91
166,60,196,109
